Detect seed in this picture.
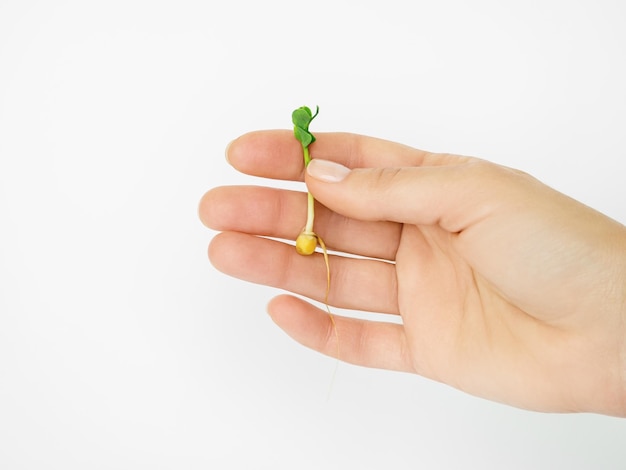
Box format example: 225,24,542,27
295,232,317,255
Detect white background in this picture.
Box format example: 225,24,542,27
1,0,626,468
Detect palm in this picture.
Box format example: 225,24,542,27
394,221,542,408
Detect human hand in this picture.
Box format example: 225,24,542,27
199,130,626,417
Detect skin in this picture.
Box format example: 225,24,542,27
199,130,626,417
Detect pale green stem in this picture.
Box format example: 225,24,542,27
303,145,315,234
305,192,315,234
303,145,312,166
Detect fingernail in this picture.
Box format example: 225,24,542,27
225,139,234,166
307,159,350,183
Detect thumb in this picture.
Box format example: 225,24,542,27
305,158,511,233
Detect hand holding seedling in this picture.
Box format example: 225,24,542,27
200,130,626,417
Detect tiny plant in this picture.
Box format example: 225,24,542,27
291,105,339,376
292,105,321,256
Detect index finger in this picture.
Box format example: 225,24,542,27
226,130,467,181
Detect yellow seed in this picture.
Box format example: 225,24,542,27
295,233,317,255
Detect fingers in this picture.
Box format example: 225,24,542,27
226,130,304,181
199,185,402,261
226,130,467,182
209,232,399,314
305,158,513,233
268,295,412,372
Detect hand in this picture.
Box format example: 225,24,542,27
199,130,626,417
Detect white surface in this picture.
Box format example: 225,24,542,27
1,0,625,468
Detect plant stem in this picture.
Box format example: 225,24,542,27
303,145,311,166
302,144,315,234
305,191,315,234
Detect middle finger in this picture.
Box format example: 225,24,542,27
200,185,402,261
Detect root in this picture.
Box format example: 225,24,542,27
315,235,340,401
315,235,339,359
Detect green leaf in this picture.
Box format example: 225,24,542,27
292,107,313,130
292,105,319,148
294,126,314,147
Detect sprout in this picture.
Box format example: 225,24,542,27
292,105,320,255
291,106,339,373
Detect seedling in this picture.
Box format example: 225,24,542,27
291,106,339,371
292,105,321,256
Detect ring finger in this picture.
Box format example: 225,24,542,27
209,231,399,315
